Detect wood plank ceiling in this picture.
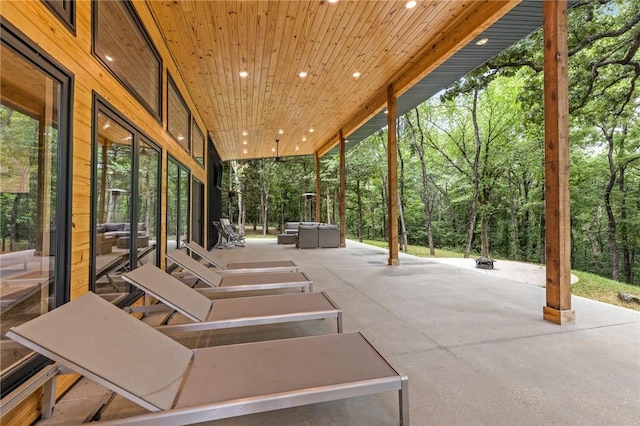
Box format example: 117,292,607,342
147,0,520,161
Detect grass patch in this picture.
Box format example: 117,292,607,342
362,240,475,258
572,270,640,312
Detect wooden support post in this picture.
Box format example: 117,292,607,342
339,130,346,247
387,85,399,265
543,0,574,325
315,152,322,223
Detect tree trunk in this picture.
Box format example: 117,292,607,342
406,108,435,255
618,165,631,283
603,136,619,281
10,194,23,251
398,191,408,252
464,89,482,258
397,139,408,252
356,180,363,242
507,171,520,260
480,213,490,258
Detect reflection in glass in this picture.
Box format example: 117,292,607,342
137,140,159,265
166,158,189,257
0,44,60,370
167,76,190,152
94,0,161,118
93,112,132,294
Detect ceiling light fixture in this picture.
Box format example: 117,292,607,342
476,37,489,46
243,140,248,145
406,1,417,9
299,71,308,78
278,129,284,134
105,55,114,62
272,147,276,152
302,136,307,142
239,70,248,78
352,72,361,78
243,148,248,154
329,0,338,3
309,128,314,133
295,146,300,151
242,130,248,136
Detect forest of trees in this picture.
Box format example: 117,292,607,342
222,0,640,286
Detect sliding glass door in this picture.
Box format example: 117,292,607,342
166,157,190,258
92,99,161,294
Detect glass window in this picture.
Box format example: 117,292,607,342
93,0,161,120
93,112,133,294
167,75,190,152
92,105,161,293
0,27,71,374
166,157,189,258
192,178,204,245
192,120,205,167
42,0,76,33
138,139,160,266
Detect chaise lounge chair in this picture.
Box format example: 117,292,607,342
122,263,342,333
7,292,409,425
167,250,313,295
186,241,299,273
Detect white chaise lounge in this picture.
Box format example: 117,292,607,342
7,292,409,425
167,250,313,295
186,241,299,274
122,263,342,333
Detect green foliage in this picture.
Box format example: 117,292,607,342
222,0,640,286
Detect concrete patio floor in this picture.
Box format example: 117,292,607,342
39,239,640,425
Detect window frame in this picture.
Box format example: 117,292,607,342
192,119,205,167
90,95,162,297
42,0,76,34
0,17,74,398
166,155,191,261
167,73,191,153
91,0,162,122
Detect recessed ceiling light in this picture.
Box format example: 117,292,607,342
299,71,308,78
302,136,307,142
309,128,314,133
271,147,276,152
105,55,114,62
328,0,338,3
295,146,300,151
243,148,248,154
406,1,417,9
476,37,489,46
102,122,111,130
242,140,248,145
242,130,248,136
384,109,389,114
352,72,361,78
345,139,349,143
239,70,248,78
278,129,284,134
177,136,184,141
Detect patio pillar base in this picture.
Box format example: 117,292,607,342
388,258,399,266
543,306,575,325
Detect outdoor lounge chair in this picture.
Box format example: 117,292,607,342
7,292,409,425
186,241,299,273
220,218,246,245
213,220,245,247
167,250,313,294
122,263,342,333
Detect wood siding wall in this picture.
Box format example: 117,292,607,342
1,1,210,423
